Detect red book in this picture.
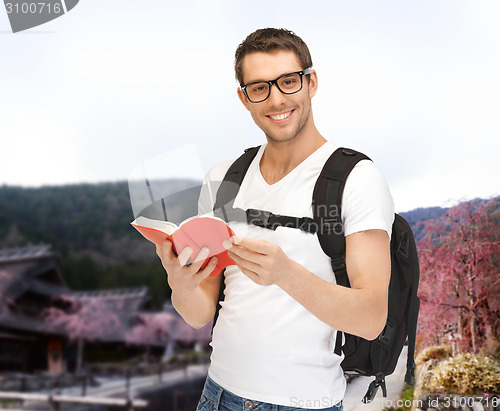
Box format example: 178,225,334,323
131,215,235,277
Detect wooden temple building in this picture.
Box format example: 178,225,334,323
0,245,211,374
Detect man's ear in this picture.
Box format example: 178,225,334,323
308,69,318,99
237,88,250,111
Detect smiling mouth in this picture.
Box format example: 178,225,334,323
268,110,294,121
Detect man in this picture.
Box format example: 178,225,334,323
156,28,394,410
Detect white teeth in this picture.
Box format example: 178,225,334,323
270,111,291,120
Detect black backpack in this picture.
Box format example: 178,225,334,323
211,146,420,403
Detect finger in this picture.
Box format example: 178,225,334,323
192,247,210,263
196,256,219,280
178,247,194,267
228,249,262,274
239,267,262,285
187,248,211,273
157,240,174,260
230,235,269,254
227,243,266,266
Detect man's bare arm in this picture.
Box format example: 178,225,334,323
225,229,391,340
171,273,222,329
157,240,222,329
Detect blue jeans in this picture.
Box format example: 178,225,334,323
196,376,343,411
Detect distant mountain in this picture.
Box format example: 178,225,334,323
399,206,449,242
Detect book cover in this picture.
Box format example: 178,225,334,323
131,215,235,277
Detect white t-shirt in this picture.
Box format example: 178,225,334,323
198,141,394,409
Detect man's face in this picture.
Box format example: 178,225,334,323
237,50,317,144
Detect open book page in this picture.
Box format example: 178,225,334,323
130,216,178,246
131,216,179,234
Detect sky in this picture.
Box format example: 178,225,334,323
0,0,499,213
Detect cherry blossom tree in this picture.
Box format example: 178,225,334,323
126,311,212,362
417,197,500,353
41,294,122,373
126,311,177,363
173,319,212,347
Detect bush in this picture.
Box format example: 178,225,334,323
423,353,500,395
415,345,452,365
399,384,415,410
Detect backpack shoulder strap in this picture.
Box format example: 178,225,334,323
313,147,370,355
213,146,260,221
312,147,371,287
211,145,260,334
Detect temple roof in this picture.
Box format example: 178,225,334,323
0,244,52,264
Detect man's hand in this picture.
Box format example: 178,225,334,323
156,240,218,296
223,236,298,287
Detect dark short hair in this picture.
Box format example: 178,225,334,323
234,28,313,85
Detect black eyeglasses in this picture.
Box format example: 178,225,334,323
240,68,312,103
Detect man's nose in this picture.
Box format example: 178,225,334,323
267,83,286,106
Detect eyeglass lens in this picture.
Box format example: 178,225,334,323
246,72,302,102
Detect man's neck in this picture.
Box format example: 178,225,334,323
260,128,326,185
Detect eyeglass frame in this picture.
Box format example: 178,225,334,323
240,67,312,103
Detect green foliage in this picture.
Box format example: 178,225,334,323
0,400,20,408
58,254,104,290
399,385,415,411
99,260,171,308
383,385,415,411
0,182,134,252
423,353,500,395
59,255,171,309
85,346,129,363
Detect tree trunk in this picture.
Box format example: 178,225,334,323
456,311,462,355
76,338,85,373
470,317,477,353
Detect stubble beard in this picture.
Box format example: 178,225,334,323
259,102,312,144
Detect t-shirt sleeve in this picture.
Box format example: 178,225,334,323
341,160,395,239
